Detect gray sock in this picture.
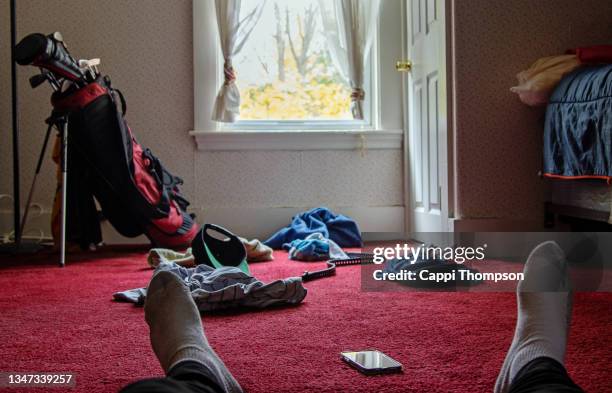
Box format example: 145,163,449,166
144,271,243,393
494,241,573,393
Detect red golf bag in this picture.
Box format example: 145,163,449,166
50,76,199,249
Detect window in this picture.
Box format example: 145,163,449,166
192,0,404,151
220,0,376,130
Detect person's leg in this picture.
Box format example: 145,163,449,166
506,357,583,393
121,271,243,393
120,361,224,393
494,241,583,393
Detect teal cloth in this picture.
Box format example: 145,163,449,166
283,233,348,261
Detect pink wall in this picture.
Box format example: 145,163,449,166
451,0,612,222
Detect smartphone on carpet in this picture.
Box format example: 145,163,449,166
341,350,403,375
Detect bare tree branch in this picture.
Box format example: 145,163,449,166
285,7,300,73
257,54,270,76
285,4,318,78
273,2,286,81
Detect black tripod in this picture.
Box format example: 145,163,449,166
20,112,70,267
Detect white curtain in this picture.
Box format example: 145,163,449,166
320,0,381,120
212,0,264,122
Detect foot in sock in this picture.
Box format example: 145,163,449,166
144,270,243,393
494,241,573,393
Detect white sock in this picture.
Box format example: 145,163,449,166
494,241,573,393
144,271,243,393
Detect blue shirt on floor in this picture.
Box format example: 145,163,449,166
264,207,362,250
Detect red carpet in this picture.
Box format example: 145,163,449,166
0,250,610,393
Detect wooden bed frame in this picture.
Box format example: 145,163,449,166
545,201,611,230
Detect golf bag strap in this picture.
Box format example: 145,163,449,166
142,148,172,214
161,169,190,211
103,77,171,217
112,88,127,116
103,75,126,116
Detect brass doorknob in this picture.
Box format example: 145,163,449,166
396,60,412,72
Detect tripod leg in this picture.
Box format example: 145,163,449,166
59,119,68,267
18,122,54,241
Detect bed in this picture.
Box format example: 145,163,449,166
543,64,612,224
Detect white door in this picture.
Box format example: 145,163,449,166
403,0,450,235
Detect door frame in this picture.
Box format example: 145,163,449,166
401,0,455,234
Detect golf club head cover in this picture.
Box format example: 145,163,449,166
15,33,84,82
192,224,249,274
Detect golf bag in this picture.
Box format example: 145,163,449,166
50,76,199,248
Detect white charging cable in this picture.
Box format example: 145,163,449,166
0,194,52,244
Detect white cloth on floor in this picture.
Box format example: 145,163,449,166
113,262,306,312
239,238,274,262
148,248,196,268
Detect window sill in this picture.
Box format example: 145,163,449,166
189,129,403,151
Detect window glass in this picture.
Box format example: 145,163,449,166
233,0,354,121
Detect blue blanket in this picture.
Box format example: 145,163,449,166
264,207,362,250
543,65,612,179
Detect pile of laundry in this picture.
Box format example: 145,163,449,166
264,207,362,261
113,262,306,312
113,207,361,313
